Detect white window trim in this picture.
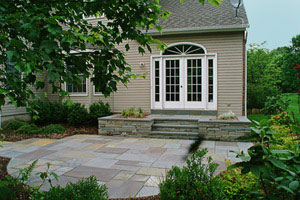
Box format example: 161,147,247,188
93,85,104,96
64,75,89,97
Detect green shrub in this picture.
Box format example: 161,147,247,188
270,112,293,126
15,124,40,135
28,100,69,124
221,161,261,200
159,149,225,200
67,103,89,126
3,120,28,130
262,95,290,115
43,176,108,200
40,124,66,135
89,101,112,124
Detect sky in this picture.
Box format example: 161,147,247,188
243,0,300,50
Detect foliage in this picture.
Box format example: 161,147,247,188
3,120,28,130
159,149,226,200
40,124,66,135
262,95,290,115
271,125,299,151
247,43,282,109
136,107,144,118
230,120,300,200
279,35,300,93
218,110,236,120
121,107,145,118
43,176,108,200
220,160,261,200
15,124,41,135
67,103,89,126
28,100,69,124
0,0,220,109
89,101,112,124
0,160,60,200
270,112,293,126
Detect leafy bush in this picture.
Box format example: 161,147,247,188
220,161,261,200
3,120,28,130
230,120,300,199
15,124,41,135
218,111,236,120
262,95,290,115
28,100,69,124
89,101,112,124
43,176,108,200
67,103,89,126
40,124,66,135
270,112,293,126
159,149,225,200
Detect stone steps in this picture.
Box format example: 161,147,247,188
150,119,199,139
150,131,199,139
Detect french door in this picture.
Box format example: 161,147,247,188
152,56,216,110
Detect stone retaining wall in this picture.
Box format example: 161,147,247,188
98,114,154,137
198,116,251,141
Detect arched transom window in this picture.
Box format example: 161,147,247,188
163,44,205,55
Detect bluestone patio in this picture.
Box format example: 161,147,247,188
0,135,252,198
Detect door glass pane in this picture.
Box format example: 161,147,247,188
187,59,202,102
165,59,180,102
155,61,160,102
208,59,214,102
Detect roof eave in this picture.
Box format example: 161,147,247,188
145,25,249,36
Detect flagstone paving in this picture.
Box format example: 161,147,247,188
1,135,252,198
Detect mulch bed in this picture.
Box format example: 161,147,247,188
0,156,160,200
1,124,98,142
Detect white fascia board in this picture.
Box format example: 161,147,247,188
144,25,249,36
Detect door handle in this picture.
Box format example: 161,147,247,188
180,85,183,88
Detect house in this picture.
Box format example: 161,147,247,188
0,0,249,123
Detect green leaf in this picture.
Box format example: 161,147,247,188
289,181,299,190
125,44,130,51
46,24,62,35
40,40,58,54
267,157,287,170
6,51,18,62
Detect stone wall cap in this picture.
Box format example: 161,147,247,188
198,116,251,124
99,114,154,122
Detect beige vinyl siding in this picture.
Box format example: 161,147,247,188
44,31,245,116
111,32,245,115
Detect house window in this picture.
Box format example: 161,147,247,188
163,44,205,55
66,75,87,94
208,59,214,102
155,61,160,102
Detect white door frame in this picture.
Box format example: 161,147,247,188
151,53,217,110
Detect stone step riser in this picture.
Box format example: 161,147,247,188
152,126,198,132
153,120,198,125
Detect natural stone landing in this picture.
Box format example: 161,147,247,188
1,135,253,199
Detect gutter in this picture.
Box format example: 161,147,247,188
144,25,249,36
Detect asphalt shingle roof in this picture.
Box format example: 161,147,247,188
155,0,249,32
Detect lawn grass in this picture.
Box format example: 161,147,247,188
247,93,300,123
